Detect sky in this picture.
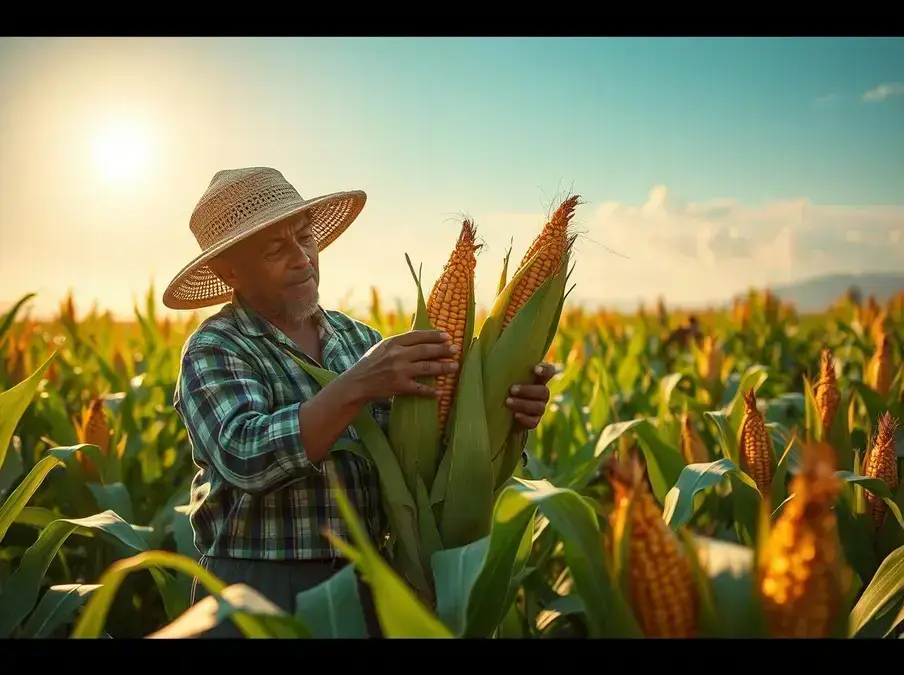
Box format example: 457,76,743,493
1,36,903,320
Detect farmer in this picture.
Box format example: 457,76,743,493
163,167,555,638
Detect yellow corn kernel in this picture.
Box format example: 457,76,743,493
425,218,480,430
813,348,840,438
607,454,699,638
759,442,848,638
863,412,900,530
699,335,724,383
502,194,581,331
867,333,894,395
680,411,709,465
739,388,774,495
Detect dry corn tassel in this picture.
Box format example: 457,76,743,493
813,348,841,439
502,194,580,331
759,441,848,639
607,453,699,638
862,412,900,530
425,218,481,432
739,389,774,495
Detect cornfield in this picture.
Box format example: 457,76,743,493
2,215,904,638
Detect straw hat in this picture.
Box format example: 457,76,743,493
162,167,366,310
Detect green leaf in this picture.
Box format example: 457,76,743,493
836,471,904,532
0,446,77,544
662,458,763,538
705,409,739,466
0,350,57,470
388,254,440,496
691,535,762,637
632,419,688,506
439,338,494,549
849,544,904,637
284,353,430,602
431,537,492,636
19,583,101,638
86,482,135,524
293,564,369,638
727,365,770,433
0,509,150,636
325,475,453,638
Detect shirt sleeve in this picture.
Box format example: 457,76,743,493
174,340,315,495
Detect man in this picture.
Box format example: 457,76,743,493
163,167,555,638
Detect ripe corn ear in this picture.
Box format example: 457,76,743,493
425,219,480,433
863,412,900,530
758,442,848,638
680,411,709,465
78,397,109,480
813,348,840,439
867,333,894,395
607,454,699,638
502,194,581,331
739,388,774,495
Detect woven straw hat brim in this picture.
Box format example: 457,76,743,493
162,189,366,311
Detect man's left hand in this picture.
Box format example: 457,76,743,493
507,362,556,431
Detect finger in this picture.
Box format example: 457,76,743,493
508,383,549,402
394,330,452,347
409,360,459,377
531,362,556,385
410,341,460,362
513,412,541,429
401,379,437,397
506,396,547,417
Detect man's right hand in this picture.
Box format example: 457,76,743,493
348,330,460,401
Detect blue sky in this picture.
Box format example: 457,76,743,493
1,37,902,318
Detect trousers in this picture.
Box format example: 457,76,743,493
189,554,382,638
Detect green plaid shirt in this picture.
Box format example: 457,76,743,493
173,294,387,561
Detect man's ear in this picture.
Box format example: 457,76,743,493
208,254,238,289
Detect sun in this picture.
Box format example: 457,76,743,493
91,120,153,183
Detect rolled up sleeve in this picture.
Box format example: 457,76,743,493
175,341,314,495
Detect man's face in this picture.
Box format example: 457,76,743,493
211,212,321,323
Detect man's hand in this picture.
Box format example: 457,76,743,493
348,330,460,402
506,362,556,431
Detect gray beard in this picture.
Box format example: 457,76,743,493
278,294,320,323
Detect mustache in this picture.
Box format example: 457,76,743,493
286,270,317,285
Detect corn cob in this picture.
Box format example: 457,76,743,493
863,412,900,530
680,411,709,465
739,388,774,495
607,453,699,638
813,348,840,438
77,397,109,480
759,441,847,638
698,336,724,383
425,218,480,431
867,333,894,395
502,194,580,331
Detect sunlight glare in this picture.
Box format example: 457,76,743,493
91,120,153,183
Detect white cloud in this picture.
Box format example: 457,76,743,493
813,93,840,108
863,82,904,102
477,185,904,309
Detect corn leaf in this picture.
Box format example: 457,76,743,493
72,550,298,638
284,353,431,602
0,350,56,470
0,292,35,353
478,247,544,363
849,543,904,636
835,471,904,532
0,446,77,544
439,338,494,549
482,256,570,460
293,564,369,638
495,238,514,297
19,583,101,638
389,254,441,497
0,509,151,636
662,458,764,537
324,476,453,637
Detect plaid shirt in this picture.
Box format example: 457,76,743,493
173,294,387,561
